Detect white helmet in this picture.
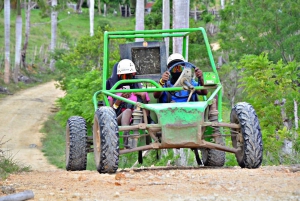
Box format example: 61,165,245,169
167,53,185,68
117,59,136,75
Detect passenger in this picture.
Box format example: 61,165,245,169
108,59,150,147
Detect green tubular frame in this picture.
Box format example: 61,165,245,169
93,27,223,122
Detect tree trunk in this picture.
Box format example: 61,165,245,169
125,4,127,17
129,5,131,17
4,0,10,84
221,0,225,9
14,0,22,83
274,99,290,129
50,0,58,71
135,0,144,42
22,0,33,69
103,3,106,17
294,99,298,130
194,2,197,21
119,3,122,16
162,0,170,57
76,0,84,13
89,0,94,36
98,0,101,15
172,0,189,57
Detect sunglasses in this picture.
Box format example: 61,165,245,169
120,73,135,80
170,65,184,73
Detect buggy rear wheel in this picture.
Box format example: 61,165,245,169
66,116,87,171
230,102,263,168
93,106,119,174
201,148,225,167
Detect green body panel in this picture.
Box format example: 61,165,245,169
203,72,218,85
153,102,207,146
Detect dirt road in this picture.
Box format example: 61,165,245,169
1,81,300,201
0,81,64,171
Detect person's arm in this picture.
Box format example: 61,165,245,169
195,67,208,95
154,71,170,99
110,93,130,110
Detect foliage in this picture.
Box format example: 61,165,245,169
54,27,125,127
237,53,300,164
145,12,162,29
219,0,300,63
218,62,244,107
55,70,102,126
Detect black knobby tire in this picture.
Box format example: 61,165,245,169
93,106,119,174
201,148,225,167
230,102,263,168
66,116,87,171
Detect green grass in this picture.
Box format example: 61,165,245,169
0,147,30,180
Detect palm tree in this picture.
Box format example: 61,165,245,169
221,0,225,9
172,0,190,56
22,0,33,69
135,0,144,42
162,0,170,56
98,0,101,15
13,0,22,83
4,0,10,84
89,0,95,36
172,0,190,167
50,0,58,71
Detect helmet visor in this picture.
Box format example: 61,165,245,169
120,73,134,80
170,65,184,73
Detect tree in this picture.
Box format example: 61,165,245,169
98,0,101,15
237,53,299,164
22,0,34,69
13,0,22,83
219,0,300,63
76,0,84,13
172,0,190,166
162,0,170,56
135,0,144,42
89,0,95,36
4,0,10,84
172,0,189,56
220,0,225,9
103,0,108,16
50,0,58,71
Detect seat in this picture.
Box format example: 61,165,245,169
106,62,119,90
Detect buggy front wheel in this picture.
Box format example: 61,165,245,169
230,102,263,168
93,106,119,174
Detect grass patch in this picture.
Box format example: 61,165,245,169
0,138,30,180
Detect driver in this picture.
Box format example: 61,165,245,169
154,53,224,146
153,53,207,102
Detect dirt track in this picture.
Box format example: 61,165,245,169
0,81,300,201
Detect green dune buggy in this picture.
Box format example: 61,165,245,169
65,27,263,173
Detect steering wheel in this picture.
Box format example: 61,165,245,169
167,61,199,99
